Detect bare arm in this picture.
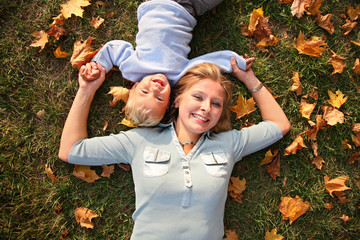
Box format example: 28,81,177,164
231,56,291,136
58,63,106,162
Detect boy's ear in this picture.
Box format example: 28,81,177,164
131,82,139,90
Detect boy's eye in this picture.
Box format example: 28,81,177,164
156,96,163,101
142,90,148,94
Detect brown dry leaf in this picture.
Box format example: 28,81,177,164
347,5,360,21
299,98,316,119
353,58,360,75
324,202,333,210
327,90,348,109
304,0,322,16
50,14,65,27
60,0,91,19
322,106,344,126
324,175,351,197
61,227,69,239
108,86,130,106
54,46,70,58
339,214,350,224
47,24,67,40
327,50,345,75
334,191,351,204
45,165,58,183
91,16,105,29
303,87,319,100
354,179,360,188
279,0,293,3
228,177,246,204
30,30,49,52
223,229,238,240
312,156,325,170
340,20,358,36
285,133,307,155
316,14,334,34
103,120,108,131
264,228,284,240
101,165,114,178
340,139,352,151
74,206,99,229
73,165,101,183
118,163,131,171
291,0,305,18
295,31,326,57
248,7,264,33
259,149,279,166
278,195,310,224
120,118,137,128
70,37,102,69
351,41,360,47
230,94,257,119
351,124,360,147
348,152,360,164
311,142,318,156
289,71,303,95
54,202,62,214
266,154,280,180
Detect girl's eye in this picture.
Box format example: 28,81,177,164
212,102,222,107
193,94,202,100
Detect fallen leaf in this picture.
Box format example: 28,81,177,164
316,13,334,34
354,179,360,188
264,228,284,240
324,175,351,197
352,58,360,75
340,139,352,151
327,50,345,75
340,20,358,36
289,71,303,95
118,163,131,171
120,118,136,128
73,165,101,183
45,165,58,183
299,98,316,119
306,115,327,141
108,86,130,106
327,89,348,109
351,41,360,47
303,87,319,100
347,5,360,21
54,46,70,58
47,24,67,40
223,229,238,240
311,142,318,156
266,154,280,180
351,134,360,147
285,133,307,155
74,206,99,228
37,109,45,117
54,202,62,214
334,191,351,204
229,94,257,119
291,0,305,18
91,16,105,29
312,156,325,170
60,0,91,19
101,165,114,178
304,0,322,16
259,149,279,166
322,106,344,126
339,214,349,224
348,152,360,164
61,227,69,239
228,177,246,203
49,14,65,27
295,31,326,57
103,120,108,131
70,37,101,69
324,202,333,210
278,195,310,224
30,30,49,52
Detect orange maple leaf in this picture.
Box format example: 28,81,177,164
60,0,91,19
70,37,102,69
289,71,303,95
291,0,305,18
316,14,334,35
295,31,326,57
304,0,322,16
327,50,346,75
312,156,325,170
347,5,360,21
223,229,238,240
266,153,280,180
324,175,351,197
54,46,70,58
107,86,130,106
229,94,257,119
306,115,327,141
73,165,101,183
285,133,307,155
353,58,360,75
74,206,99,229
340,20,358,36
30,30,49,52
299,98,316,119
322,106,344,126
327,89,348,108
91,16,105,29
278,195,310,224
228,177,246,203
264,228,284,240
349,152,360,164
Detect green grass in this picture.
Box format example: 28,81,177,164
1,0,359,239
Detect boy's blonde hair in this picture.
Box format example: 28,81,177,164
166,62,233,133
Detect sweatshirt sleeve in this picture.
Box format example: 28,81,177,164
91,40,135,73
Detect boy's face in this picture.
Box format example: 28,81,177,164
130,73,171,119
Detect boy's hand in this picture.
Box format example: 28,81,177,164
231,56,260,89
245,54,255,70
78,63,106,93
79,62,101,81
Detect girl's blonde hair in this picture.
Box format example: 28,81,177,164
165,63,233,133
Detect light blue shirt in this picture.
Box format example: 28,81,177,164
92,0,246,86
69,121,283,240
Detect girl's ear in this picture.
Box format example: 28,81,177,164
174,95,180,108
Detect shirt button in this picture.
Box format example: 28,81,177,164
186,179,190,183
185,171,189,174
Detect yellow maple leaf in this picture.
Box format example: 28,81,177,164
74,206,99,229
266,153,281,180
259,149,278,166
264,228,284,240
228,177,246,203
327,50,345,75
108,86,130,106
60,0,91,19
295,31,326,57
91,16,105,29
120,118,137,128
327,90,348,109
299,98,316,119
324,175,351,197
289,71,302,95
54,46,70,58
73,165,101,183
322,106,344,126
304,0,322,16
278,195,310,224
30,30,49,52
229,94,257,119
45,165,58,183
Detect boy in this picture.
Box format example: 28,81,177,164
83,0,253,126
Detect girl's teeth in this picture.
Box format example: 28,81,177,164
194,114,207,121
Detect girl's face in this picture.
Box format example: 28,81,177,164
174,78,225,139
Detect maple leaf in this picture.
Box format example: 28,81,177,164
324,175,351,197
223,229,238,240
74,206,99,228
47,24,67,41
316,14,334,35
303,87,319,100
120,118,137,128
311,142,318,156
339,214,350,224
299,98,316,119
264,228,284,240
54,46,70,58
334,191,351,204
45,165,58,183
285,133,307,155
101,164,114,178
60,0,91,19
289,71,302,95
347,5,360,21
30,30,49,52
73,165,101,183
340,139,352,151
108,86,130,106
349,152,360,164
91,16,105,29
50,14,64,27
324,202,333,210
295,31,326,57
351,123,360,147
327,89,348,109
248,7,264,33
70,37,102,69
327,50,346,75
259,149,279,166
229,94,257,119
312,156,325,170
278,195,310,224
340,20,358,36
322,106,344,126
228,177,246,203
118,163,131,171
291,0,305,18
306,114,327,141
266,153,280,180
304,0,322,16
353,58,360,75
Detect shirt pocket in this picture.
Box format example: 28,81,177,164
201,151,229,177
143,147,171,177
